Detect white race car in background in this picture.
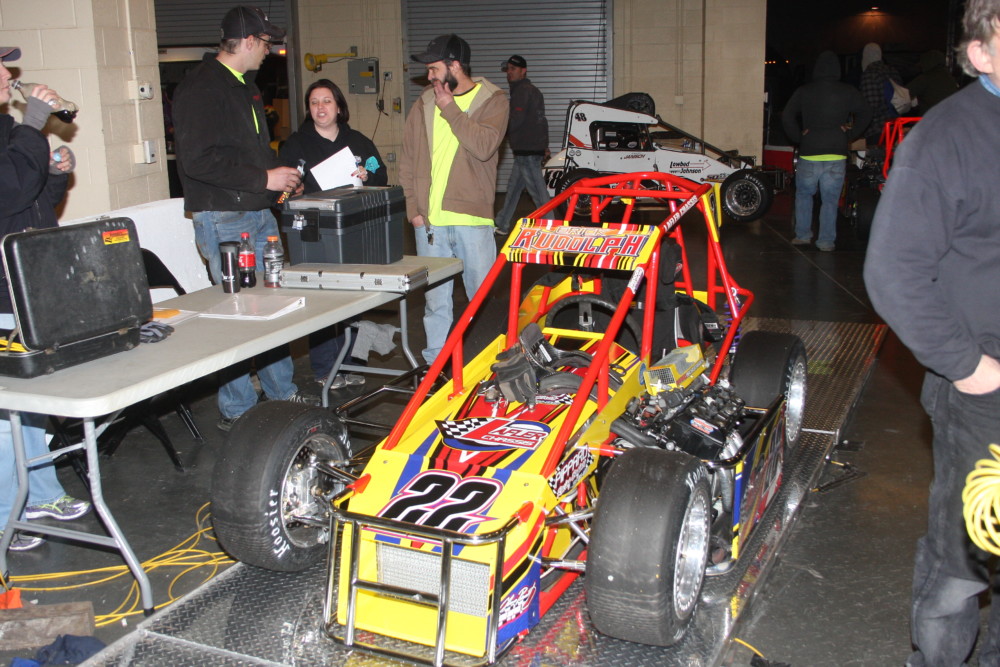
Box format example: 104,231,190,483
544,93,779,222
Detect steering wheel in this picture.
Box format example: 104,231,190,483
545,294,643,354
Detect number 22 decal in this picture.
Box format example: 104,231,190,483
379,470,502,533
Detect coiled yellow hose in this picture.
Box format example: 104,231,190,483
963,444,1000,556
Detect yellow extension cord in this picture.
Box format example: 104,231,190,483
2,503,233,626
964,444,1000,557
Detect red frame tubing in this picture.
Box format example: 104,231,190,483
384,254,508,450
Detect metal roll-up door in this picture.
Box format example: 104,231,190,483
404,0,612,192
155,0,289,46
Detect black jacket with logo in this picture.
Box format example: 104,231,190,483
173,57,278,212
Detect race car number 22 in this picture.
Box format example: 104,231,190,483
379,470,503,533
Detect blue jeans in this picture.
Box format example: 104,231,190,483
794,158,846,246
0,313,64,527
192,210,298,418
413,224,496,363
495,154,550,233
907,372,1000,666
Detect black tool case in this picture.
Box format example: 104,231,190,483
0,218,152,378
281,185,405,264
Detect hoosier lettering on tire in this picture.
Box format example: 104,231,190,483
211,401,353,571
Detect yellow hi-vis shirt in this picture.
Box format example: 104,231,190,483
428,84,492,227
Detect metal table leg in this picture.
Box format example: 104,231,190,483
0,411,154,612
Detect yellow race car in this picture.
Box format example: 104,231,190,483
211,172,807,666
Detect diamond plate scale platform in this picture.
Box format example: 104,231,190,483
86,318,886,667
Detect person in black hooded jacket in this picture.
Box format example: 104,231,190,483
279,79,387,388
782,51,871,251
0,45,88,554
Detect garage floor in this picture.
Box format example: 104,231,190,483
1,192,939,666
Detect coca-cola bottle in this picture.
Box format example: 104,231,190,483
238,232,257,288
9,80,79,123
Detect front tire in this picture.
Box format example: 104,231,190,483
721,169,773,222
557,168,601,220
211,401,352,571
730,330,808,450
587,448,711,646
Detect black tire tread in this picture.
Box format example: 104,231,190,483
586,448,710,646
212,401,349,571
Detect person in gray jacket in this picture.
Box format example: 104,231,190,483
782,51,871,251
494,55,549,236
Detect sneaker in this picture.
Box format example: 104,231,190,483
333,373,365,389
24,495,91,521
791,237,811,246
816,242,835,252
285,391,321,406
3,530,45,552
218,415,239,432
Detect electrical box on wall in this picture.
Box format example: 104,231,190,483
348,58,380,94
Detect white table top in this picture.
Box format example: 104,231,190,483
0,256,461,418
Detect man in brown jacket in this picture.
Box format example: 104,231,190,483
400,34,508,363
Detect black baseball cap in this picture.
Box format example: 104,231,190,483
0,46,21,62
412,34,471,65
220,6,285,43
501,55,527,71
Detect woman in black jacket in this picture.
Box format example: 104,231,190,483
280,79,387,388
280,79,387,191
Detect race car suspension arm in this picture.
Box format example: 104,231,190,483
546,506,592,544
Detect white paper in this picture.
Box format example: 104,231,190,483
310,146,362,190
199,294,305,321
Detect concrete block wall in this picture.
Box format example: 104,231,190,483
0,0,167,222
295,0,405,185
614,0,766,160
3,0,764,222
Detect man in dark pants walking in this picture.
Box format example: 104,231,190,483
494,55,549,237
865,0,1000,662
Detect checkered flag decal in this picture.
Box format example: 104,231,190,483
437,418,493,440
541,393,574,404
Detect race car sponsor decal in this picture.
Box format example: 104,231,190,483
535,393,574,405
547,446,595,498
378,470,502,533
689,416,718,436
503,222,657,270
497,562,541,645
499,580,537,627
669,159,712,170
438,418,550,452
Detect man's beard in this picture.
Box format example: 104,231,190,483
444,71,459,91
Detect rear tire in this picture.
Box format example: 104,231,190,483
730,330,808,450
587,448,711,646
212,401,352,571
721,169,773,222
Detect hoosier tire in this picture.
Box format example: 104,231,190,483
211,401,352,571
586,448,711,646
730,330,808,450
720,169,773,222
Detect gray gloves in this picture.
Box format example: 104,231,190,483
22,96,51,131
